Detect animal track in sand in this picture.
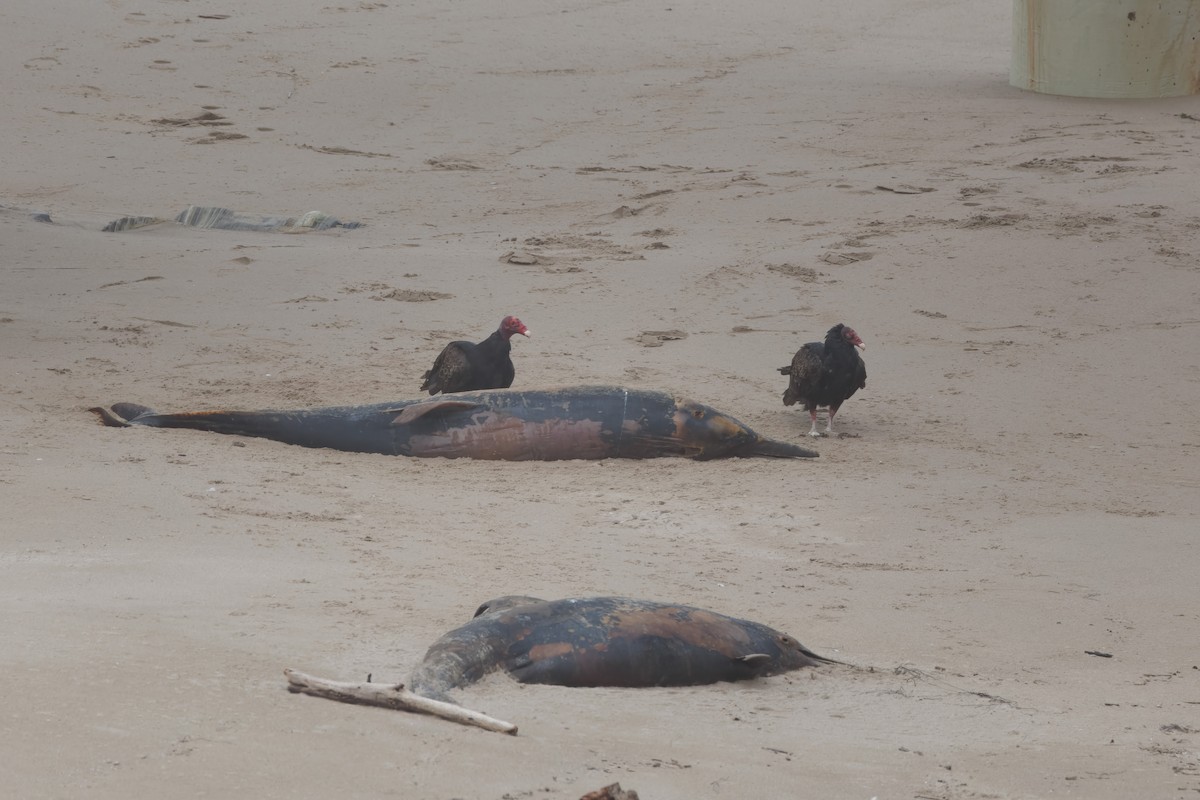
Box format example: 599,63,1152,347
340,283,452,302
513,233,645,270
633,330,687,348
768,263,823,279
151,110,232,127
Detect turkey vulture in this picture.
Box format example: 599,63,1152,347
778,323,866,437
420,315,531,395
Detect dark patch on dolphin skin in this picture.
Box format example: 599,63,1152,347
408,596,835,702
91,385,818,460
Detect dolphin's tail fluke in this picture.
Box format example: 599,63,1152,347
90,403,156,427
91,403,300,437
89,402,399,455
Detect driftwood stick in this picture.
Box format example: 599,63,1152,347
284,668,518,735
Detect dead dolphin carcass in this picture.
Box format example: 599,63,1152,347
285,596,836,734
92,385,818,461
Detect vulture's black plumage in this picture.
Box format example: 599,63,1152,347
420,315,530,395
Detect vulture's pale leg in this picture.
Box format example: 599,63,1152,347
826,403,843,435
808,409,822,437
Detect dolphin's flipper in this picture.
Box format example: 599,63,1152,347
389,400,486,426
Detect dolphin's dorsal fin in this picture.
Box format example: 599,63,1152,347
736,653,772,665
389,400,484,426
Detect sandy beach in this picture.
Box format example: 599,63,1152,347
3,1,1199,797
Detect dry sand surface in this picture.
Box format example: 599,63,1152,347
3,1,1199,798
